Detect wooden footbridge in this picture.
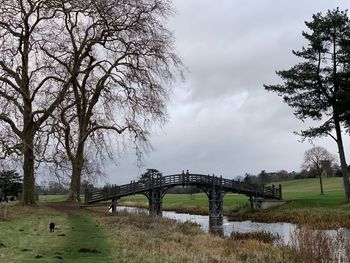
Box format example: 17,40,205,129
85,171,282,226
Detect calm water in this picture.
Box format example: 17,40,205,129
113,206,350,245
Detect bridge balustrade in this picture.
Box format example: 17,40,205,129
85,173,282,219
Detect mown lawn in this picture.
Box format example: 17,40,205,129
119,193,250,214
39,195,67,202
119,177,348,210
277,177,346,208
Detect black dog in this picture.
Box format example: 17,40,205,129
49,222,55,232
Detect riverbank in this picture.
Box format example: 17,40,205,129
0,202,295,262
118,177,350,229
97,207,293,262
118,197,350,229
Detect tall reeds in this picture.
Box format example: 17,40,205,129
288,226,350,263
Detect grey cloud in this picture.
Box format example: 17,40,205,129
106,0,350,184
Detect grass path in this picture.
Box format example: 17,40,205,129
0,203,112,262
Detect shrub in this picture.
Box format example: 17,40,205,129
229,231,280,244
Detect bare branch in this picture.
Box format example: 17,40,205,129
0,113,22,136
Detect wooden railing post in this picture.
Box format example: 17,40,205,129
111,197,118,213
104,186,107,198
84,188,89,203
279,184,282,199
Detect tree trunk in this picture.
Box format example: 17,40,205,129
67,145,84,202
318,170,324,195
20,29,37,205
21,133,36,205
68,164,81,202
334,114,350,202
337,142,350,202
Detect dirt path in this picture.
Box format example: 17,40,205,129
46,201,84,214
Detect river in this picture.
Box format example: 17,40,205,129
113,206,350,245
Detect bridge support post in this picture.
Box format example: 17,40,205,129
147,189,163,216
110,197,119,213
249,197,263,210
208,187,223,230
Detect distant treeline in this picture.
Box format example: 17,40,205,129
36,179,95,195
242,165,343,185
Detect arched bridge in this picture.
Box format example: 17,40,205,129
85,171,282,226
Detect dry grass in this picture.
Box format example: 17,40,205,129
229,231,280,244
97,209,293,263
288,226,350,263
0,204,7,220
228,207,350,229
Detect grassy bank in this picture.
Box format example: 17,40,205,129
229,177,350,228
98,208,293,263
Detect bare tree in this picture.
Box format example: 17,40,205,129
44,0,183,202
0,0,77,205
302,146,336,195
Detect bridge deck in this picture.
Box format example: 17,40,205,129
85,173,282,204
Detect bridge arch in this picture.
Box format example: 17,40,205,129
85,171,282,226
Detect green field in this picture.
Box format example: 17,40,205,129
119,177,347,210
39,195,68,203
277,177,346,208
119,193,250,214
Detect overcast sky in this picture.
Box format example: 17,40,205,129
106,0,350,184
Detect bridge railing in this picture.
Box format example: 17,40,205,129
262,184,282,199
85,173,282,203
